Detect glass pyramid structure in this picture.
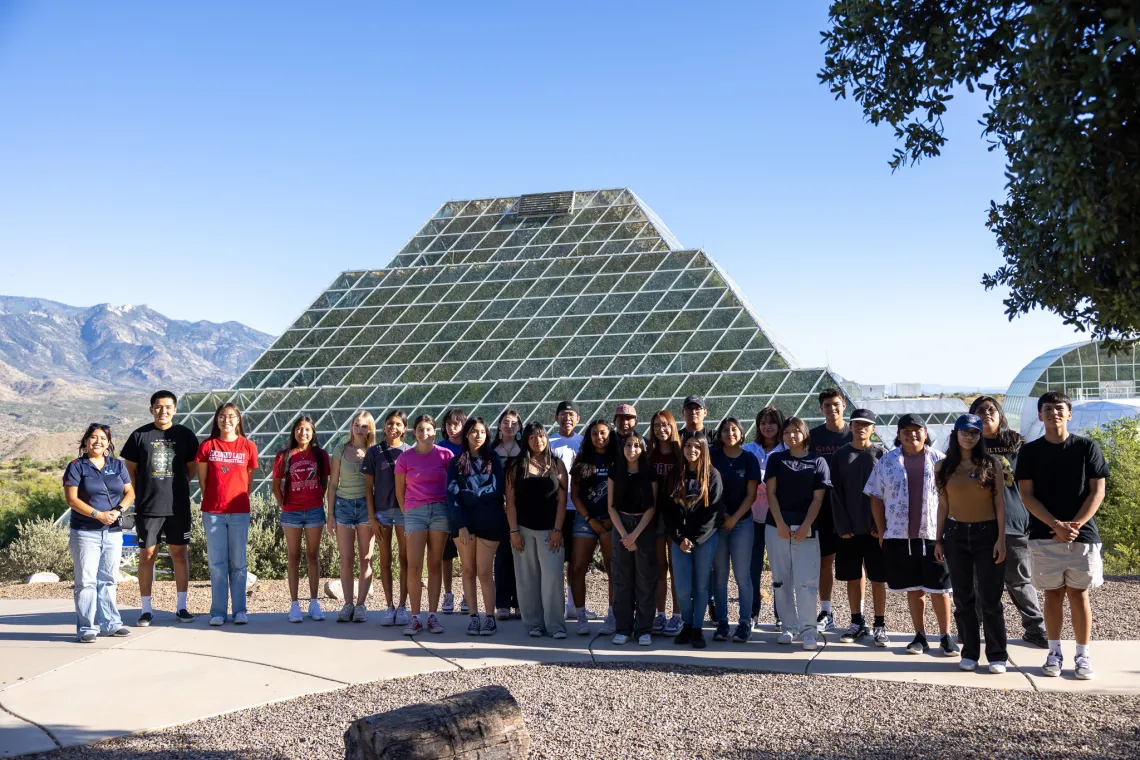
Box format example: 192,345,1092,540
177,189,846,493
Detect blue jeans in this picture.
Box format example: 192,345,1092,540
69,529,123,637
204,512,250,619
712,517,754,625
671,533,718,630
333,497,369,527
280,506,325,529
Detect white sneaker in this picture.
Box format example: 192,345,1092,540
1043,651,1063,677
394,606,409,626
353,604,367,622
308,600,325,621
777,631,794,645
337,602,354,622
600,607,616,635
988,661,1007,674
1075,654,1095,680
209,616,224,626
612,633,629,645
638,633,652,646
441,592,455,614
379,605,397,626
959,658,978,671
802,631,818,651
234,612,248,625
288,602,303,623
576,609,591,636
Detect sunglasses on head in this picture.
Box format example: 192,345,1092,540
88,423,112,433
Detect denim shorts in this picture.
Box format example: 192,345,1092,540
404,501,450,534
280,506,326,529
375,508,404,527
572,512,600,539
334,497,369,527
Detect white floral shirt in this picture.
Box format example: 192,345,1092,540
863,446,945,540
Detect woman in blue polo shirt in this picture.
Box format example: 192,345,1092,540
63,423,136,643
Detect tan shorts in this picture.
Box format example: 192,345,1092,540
1029,540,1103,591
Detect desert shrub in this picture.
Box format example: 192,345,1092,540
1086,418,1140,574
0,519,72,581
0,466,68,548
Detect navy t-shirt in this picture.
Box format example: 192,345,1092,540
63,456,132,531
577,454,610,520
710,448,762,518
764,451,831,534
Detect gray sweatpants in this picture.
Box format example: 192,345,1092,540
975,534,1045,637
766,524,820,635
611,513,658,637
513,526,566,636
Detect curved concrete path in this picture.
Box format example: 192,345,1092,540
2,598,1137,757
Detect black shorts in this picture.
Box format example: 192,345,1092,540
882,538,951,594
835,535,886,583
135,513,191,548
443,530,459,560
816,499,837,557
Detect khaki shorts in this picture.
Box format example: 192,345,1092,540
1029,540,1103,591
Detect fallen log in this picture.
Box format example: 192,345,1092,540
344,684,529,760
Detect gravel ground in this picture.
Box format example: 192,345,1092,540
4,571,1138,641
19,662,1140,760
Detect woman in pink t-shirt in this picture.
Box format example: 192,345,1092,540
395,414,454,635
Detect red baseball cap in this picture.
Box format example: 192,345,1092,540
614,404,637,418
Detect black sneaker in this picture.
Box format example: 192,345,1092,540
1023,630,1049,649
732,623,751,643
674,623,693,645
839,622,870,643
939,633,961,657
691,629,707,649
176,609,195,624
110,627,131,637
136,612,153,627
905,633,929,655
78,632,97,643
713,620,730,641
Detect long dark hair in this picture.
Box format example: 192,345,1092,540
938,430,998,493
570,419,616,482
754,406,785,449
612,433,652,510
714,417,745,450
670,431,712,509
78,423,115,458
455,417,495,476
278,415,328,495
209,402,246,439
968,395,1024,453
510,421,557,486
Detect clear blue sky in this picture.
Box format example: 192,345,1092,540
0,1,1086,389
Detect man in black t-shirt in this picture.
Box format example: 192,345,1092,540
1015,391,1109,681
121,390,200,626
808,388,852,632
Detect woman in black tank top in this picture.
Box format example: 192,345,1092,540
506,422,569,638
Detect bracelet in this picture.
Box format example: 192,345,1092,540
511,529,521,535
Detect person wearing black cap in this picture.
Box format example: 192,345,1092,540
681,395,708,438
934,414,1008,674
548,401,585,619
829,408,888,646
864,414,958,657
808,388,851,632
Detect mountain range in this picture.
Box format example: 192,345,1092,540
0,296,274,460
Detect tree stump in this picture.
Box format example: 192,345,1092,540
344,685,529,760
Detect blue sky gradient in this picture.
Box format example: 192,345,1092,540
0,1,1086,388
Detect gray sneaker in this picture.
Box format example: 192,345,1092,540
873,625,889,648
1074,654,1095,680
352,604,367,623
576,608,591,636
1042,651,1063,677
599,608,616,636
394,606,409,626
337,603,354,623
663,613,683,636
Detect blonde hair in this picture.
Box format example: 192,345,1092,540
349,410,376,448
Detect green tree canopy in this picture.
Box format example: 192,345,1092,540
819,2,1139,344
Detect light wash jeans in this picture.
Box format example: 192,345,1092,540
765,524,820,635
672,533,718,630
69,528,123,637
712,517,754,625
204,512,251,619
512,526,566,635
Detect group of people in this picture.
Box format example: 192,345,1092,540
63,387,1108,679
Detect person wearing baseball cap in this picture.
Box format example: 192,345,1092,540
829,409,889,646
807,388,851,633
613,404,641,445
681,396,708,436
548,401,586,620
864,413,958,657
933,413,1009,674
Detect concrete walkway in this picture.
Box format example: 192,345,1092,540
2,599,1137,757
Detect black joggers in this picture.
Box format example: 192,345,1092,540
943,519,1008,663
611,512,658,637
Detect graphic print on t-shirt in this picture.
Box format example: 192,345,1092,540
149,440,176,479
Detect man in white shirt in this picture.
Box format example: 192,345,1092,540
547,400,586,618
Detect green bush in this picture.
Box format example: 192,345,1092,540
1086,418,1140,575
0,519,72,581
0,466,68,548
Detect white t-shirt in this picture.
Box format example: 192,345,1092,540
547,432,584,511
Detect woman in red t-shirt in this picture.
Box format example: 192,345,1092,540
272,416,330,623
195,402,259,626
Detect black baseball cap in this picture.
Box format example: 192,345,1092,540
555,401,577,414
850,409,877,425
683,395,707,410
896,413,926,430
